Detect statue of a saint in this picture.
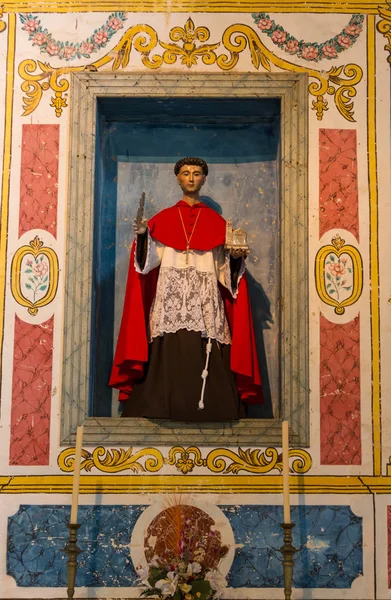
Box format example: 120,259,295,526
109,157,263,421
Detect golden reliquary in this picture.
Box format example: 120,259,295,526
225,219,249,252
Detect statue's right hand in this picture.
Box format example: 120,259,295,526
133,218,148,235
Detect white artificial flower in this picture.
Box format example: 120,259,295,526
155,571,178,597
190,562,202,574
205,569,228,598
136,565,150,587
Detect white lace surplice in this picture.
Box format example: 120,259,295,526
135,231,244,345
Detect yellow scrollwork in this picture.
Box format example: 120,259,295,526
0,7,6,33
377,4,391,62
315,234,363,315
58,446,165,473
159,17,220,67
58,445,312,475
19,18,362,121
166,446,206,474
11,236,59,316
205,447,312,474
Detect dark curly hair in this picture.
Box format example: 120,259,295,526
174,157,209,176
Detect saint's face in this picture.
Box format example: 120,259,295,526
176,164,206,194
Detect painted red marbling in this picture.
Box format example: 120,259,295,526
9,316,53,465
320,314,361,465
19,124,59,238
319,129,359,240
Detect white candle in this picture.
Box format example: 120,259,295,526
70,425,84,524
282,420,290,524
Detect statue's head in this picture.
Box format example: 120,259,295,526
174,157,208,195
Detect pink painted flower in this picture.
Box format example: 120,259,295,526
26,259,33,267
46,41,60,56
328,262,346,277
285,39,299,54
23,18,39,33
107,17,123,31
94,29,109,46
271,30,287,45
301,45,319,60
62,45,76,58
34,260,48,277
341,255,348,264
80,41,94,55
32,32,47,46
257,18,273,30
322,44,337,58
337,34,352,48
344,23,362,37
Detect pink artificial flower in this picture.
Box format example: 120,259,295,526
107,17,123,31
80,41,94,55
46,41,60,56
344,23,362,37
322,44,337,58
23,18,40,33
32,32,47,46
62,45,76,58
337,34,352,48
257,18,273,30
94,29,109,45
328,262,346,277
285,39,299,54
301,45,319,60
271,30,287,45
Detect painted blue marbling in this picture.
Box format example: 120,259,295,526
220,505,362,588
7,504,362,589
7,505,147,587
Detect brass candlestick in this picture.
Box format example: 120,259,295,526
65,523,81,600
280,522,296,600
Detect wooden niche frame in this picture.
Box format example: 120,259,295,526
61,72,309,447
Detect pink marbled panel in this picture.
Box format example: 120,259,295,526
320,314,361,465
19,124,59,238
319,129,359,240
9,316,53,465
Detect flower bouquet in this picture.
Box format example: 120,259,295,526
137,505,229,600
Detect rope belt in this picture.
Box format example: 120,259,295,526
198,337,212,410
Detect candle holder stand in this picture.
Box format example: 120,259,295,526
280,522,296,600
65,523,81,600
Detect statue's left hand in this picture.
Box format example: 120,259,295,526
230,247,250,259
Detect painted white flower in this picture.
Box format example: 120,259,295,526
155,571,178,597
205,569,228,597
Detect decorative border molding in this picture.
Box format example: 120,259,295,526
10,236,59,315
0,474,390,494
18,18,363,122
1,1,388,14
61,71,309,448
57,446,313,475
315,233,363,315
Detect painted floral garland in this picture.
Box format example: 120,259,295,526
19,12,128,61
252,13,364,62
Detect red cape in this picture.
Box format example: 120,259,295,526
109,202,263,404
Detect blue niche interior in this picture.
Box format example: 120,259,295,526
92,96,281,417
